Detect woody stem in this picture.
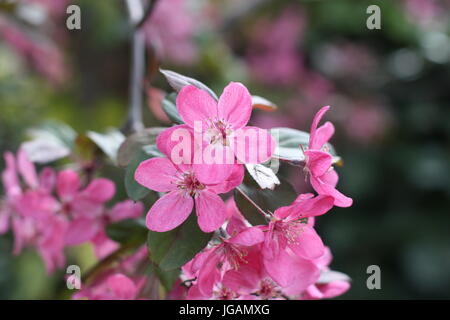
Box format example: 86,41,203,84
236,186,268,217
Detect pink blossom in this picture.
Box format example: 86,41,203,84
246,8,305,86
73,247,149,300
173,83,276,182
143,0,197,65
0,149,64,273
304,106,353,207
186,226,264,297
135,143,243,232
261,194,333,291
74,273,140,300
303,247,351,299
0,17,67,85
1,149,143,271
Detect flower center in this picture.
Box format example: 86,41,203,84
274,220,304,245
205,119,232,146
176,171,205,197
222,242,248,270
258,278,280,299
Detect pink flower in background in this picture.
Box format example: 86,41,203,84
143,0,198,64
0,17,67,85
304,106,353,207
246,8,305,86
0,149,143,272
74,273,140,300
0,149,64,272
73,247,149,300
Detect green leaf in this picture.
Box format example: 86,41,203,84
87,129,125,165
270,127,340,163
162,97,183,124
117,127,166,167
234,174,298,226
125,148,152,201
106,218,148,246
149,264,181,292
147,213,212,271
160,69,219,100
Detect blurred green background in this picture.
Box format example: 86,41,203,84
1,0,449,299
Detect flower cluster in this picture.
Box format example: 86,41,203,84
0,149,143,273
134,83,352,300
135,82,275,233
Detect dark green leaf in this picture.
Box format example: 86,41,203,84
117,127,166,167
149,264,181,291
106,219,147,246
125,148,152,201
234,173,298,225
147,213,212,271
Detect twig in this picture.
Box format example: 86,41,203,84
82,243,135,285
135,0,160,29
124,0,146,133
236,186,268,218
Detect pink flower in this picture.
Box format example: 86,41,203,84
187,226,264,297
1,149,144,271
246,8,305,86
73,247,149,300
304,106,353,207
173,82,276,183
143,0,198,65
1,149,65,273
261,193,333,291
303,247,351,299
135,147,243,232
74,273,140,300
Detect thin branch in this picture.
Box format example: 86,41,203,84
124,0,146,133
135,0,160,29
82,243,135,285
236,186,269,218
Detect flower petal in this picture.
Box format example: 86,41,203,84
288,225,325,260
232,126,276,164
312,121,335,150
309,106,330,149
217,82,252,129
57,170,80,201
305,150,332,177
207,164,244,194
81,178,116,203
310,175,353,208
288,194,335,220
263,248,319,290
65,217,101,245
108,200,144,222
107,274,138,300
177,85,218,128
146,191,193,232
17,148,38,189
195,190,226,232
228,226,264,246
135,157,178,192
